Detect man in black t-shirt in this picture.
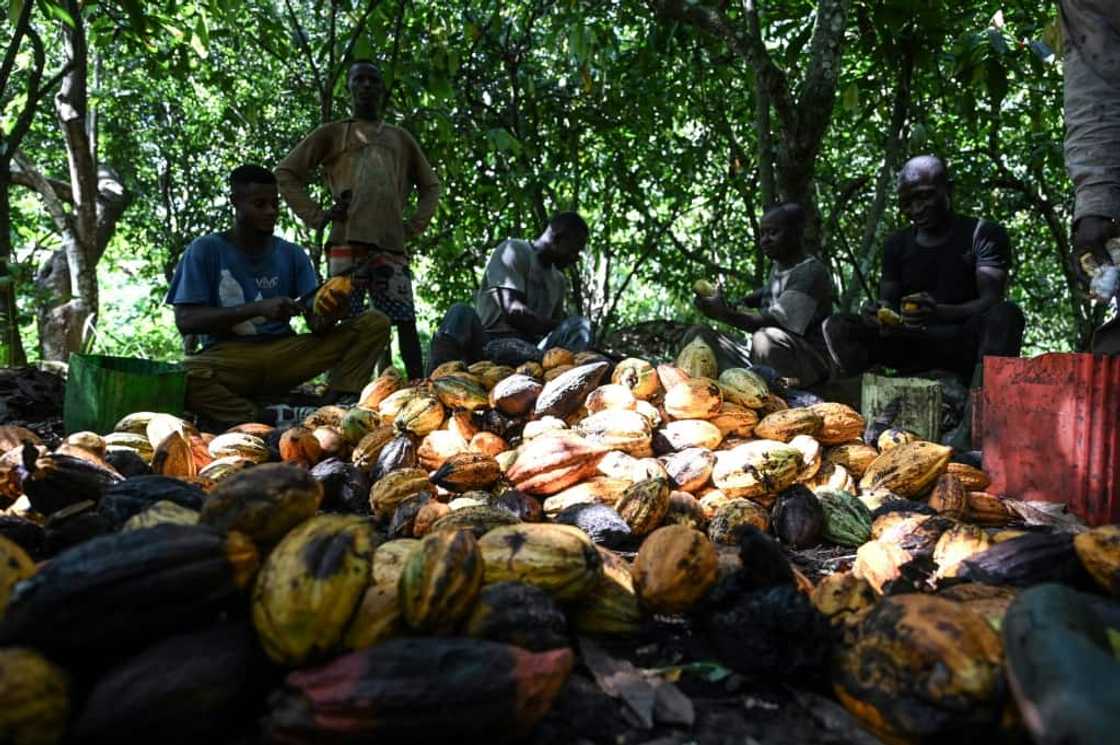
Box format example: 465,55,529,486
823,156,1025,381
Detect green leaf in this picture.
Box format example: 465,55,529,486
9,0,24,23
42,2,76,28
842,81,859,111
486,128,520,152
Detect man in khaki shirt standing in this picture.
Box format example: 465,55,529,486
276,59,440,381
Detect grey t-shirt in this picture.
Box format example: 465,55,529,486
755,255,833,338
475,239,568,335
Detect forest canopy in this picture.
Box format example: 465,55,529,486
0,0,1097,365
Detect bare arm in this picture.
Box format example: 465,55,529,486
494,288,560,336
174,297,302,337
695,292,771,333
934,266,1006,322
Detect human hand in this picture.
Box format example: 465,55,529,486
694,291,731,321
901,292,936,327
1073,215,1117,286
256,296,303,321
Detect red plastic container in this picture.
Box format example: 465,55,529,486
981,353,1120,526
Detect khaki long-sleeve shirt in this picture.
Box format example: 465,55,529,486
1061,1,1120,222
276,119,441,256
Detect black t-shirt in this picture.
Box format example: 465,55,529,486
882,216,1011,305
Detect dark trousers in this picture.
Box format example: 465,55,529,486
831,301,1025,381
427,302,592,372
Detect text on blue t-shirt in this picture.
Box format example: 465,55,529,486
165,233,318,349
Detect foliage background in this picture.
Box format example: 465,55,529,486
0,0,1101,365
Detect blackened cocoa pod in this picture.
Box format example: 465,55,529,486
483,338,544,366
0,516,45,560
20,447,124,516
0,524,258,657
534,362,610,419
490,489,543,522
266,638,573,743
961,533,1088,587
98,475,207,528
71,622,271,745
103,448,152,478
310,458,371,515
554,503,632,550
43,500,113,556
464,582,569,651
389,492,431,539
372,434,417,480
772,485,824,549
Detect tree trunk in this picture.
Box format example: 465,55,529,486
0,166,28,366
841,47,913,311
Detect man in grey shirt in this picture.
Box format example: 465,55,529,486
1061,0,1120,353
427,213,592,370
687,203,834,386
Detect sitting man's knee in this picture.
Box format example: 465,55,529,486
353,309,391,337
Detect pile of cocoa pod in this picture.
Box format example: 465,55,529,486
0,335,1116,745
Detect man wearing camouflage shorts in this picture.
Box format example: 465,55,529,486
277,59,440,380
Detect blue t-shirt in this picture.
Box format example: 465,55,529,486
166,233,318,349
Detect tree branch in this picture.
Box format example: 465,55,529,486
0,0,32,96
794,0,850,148
645,0,795,131
284,0,325,100
8,169,74,203
12,152,70,233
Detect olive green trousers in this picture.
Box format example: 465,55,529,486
183,310,390,425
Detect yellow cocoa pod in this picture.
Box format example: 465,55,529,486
569,548,642,635
876,428,918,452
369,468,431,518
430,451,501,493
206,432,270,464
633,525,717,614
251,515,375,666
610,358,661,400
1073,524,1120,596
416,429,469,471
399,529,483,633
431,376,489,412
859,441,952,498
393,395,446,437
359,369,405,411
946,462,991,491
614,478,671,536
0,647,69,745
693,279,716,297
313,275,353,317
0,536,36,619
676,337,719,379
477,523,602,601
809,403,865,446
717,368,769,409
576,409,653,457
754,408,824,442
542,348,575,370
706,498,771,545
709,402,759,438
663,379,723,420
711,440,802,502
933,523,992,579
823,442,879,478
584,384,637,414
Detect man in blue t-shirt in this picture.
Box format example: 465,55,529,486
166,164,390,428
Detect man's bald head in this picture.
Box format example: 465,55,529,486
897,155,953,234
898,155,950,191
